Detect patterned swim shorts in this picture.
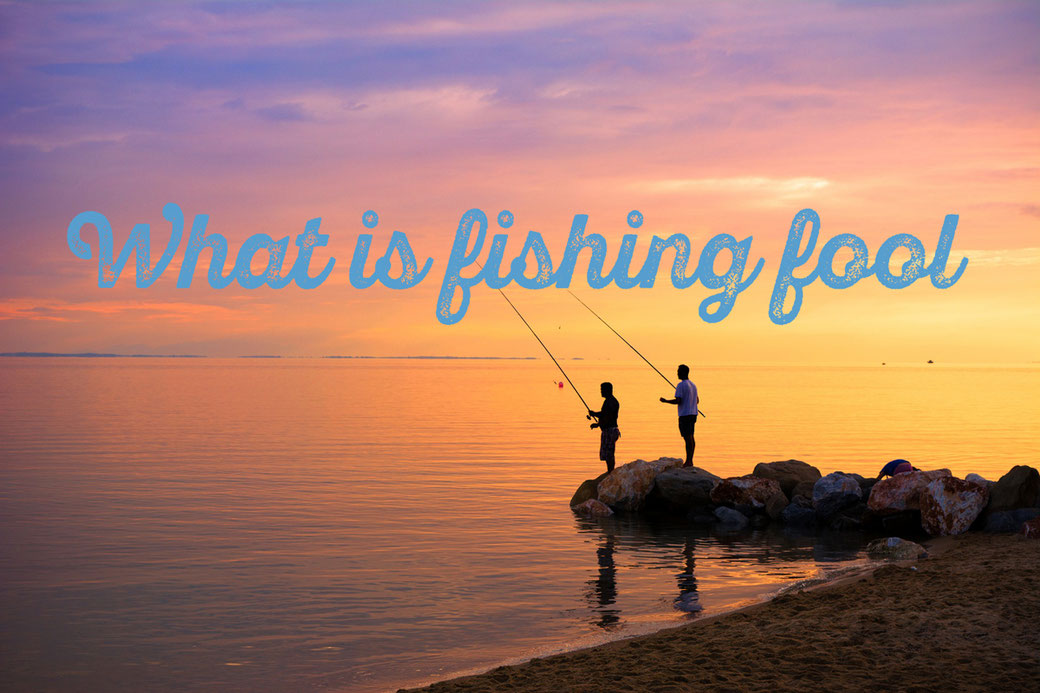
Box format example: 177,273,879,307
599,427,621,460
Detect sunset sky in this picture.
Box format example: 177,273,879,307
1,0,1037,363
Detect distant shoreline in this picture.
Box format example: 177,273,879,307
0,352,538,361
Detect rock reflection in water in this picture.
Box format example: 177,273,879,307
575,514,873,629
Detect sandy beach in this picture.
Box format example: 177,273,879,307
404,533,1039,692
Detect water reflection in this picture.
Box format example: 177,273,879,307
575,514,875,629
675,537,701,613
584,527,621,629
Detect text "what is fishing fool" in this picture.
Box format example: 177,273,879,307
66,206,967,325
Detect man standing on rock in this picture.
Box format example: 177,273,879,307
588,382,620,473
660,364,699,468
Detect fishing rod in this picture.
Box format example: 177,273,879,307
567,289,707,418
477,263,596,418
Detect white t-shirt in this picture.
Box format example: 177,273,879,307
675,379,698,417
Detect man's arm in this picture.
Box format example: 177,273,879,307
660,397,681,405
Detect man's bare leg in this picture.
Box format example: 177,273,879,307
683,435,695,467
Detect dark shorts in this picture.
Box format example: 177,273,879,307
678,415,697,438
599,427,620,460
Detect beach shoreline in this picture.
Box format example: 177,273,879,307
402,533,1038,692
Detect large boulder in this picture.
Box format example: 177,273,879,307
815,493,861,522
811,471,861,516
920,476,989,536
983,508,1040,533
570,471,609,506
597,458,682,512
649,466,721,512
827,501,870,531
752,460,821,497
866,537,929,561
710,475,785,510
880,511,923,535
790,480,816,502
714,506,749,528
813,472,862,505
867,469,951,514
989,465,1040,512
571,498,613,517
780,502,817,526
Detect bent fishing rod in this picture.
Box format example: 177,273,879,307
476,263,596,420
567,289,707,418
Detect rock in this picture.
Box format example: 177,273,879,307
570,472,609,507
813,472,862,505
880,510,922,535
572,498,613,517
714,506,749,528
983,508,1040,533
867,469,952,514
646,456,686,474
595,457,683,512
846,472,868,486
858,478,877,497
965,473,991,488
920,476,989,536
812,473,862,523
828,501,869,531
688,512,717,526
710,475,785,509
650,466,721,511
597,460,656,511
815,493,861,522
790,494,813,509
765,492,788,520
790,480,816,502
989,465,1040,512
866,537,929,560
780,503,817,526
749,513,771,529
733,503,759,517
751,460,821,497
1023,517,1040,539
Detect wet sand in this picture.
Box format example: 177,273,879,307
403,533,1039,692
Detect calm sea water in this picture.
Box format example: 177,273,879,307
1,358,1036,691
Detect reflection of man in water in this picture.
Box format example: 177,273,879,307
588,382,620,473
584,529,620,629
674,535,702,613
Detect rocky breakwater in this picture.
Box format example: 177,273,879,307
571,459,1040,539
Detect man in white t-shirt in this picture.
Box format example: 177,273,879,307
659,364,699,467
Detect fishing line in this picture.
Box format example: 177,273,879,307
567,289,707,418
476,263,595,416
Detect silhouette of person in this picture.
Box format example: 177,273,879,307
588,382,620,473
659,364,699,467
876,458,916,479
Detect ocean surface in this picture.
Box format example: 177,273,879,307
0,358,1036,692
